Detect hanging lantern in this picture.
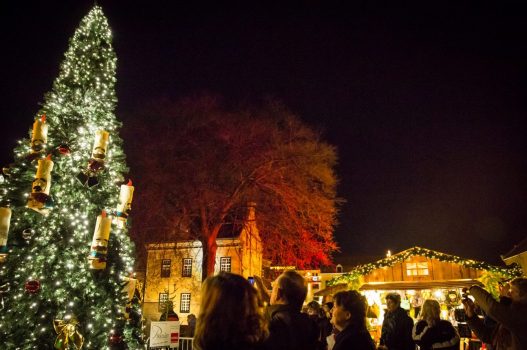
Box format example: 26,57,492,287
27,155,54,215
115,179,134,228
30,115,48,153
77,130,110,187
87,211,112,270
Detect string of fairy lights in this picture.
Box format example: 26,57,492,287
0,6,141,348
327,246,523,287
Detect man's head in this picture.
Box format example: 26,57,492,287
270,270,307,310
509,277,527,304
385,293,401,313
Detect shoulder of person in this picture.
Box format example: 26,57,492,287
269,305,291,320
337,328,375,350
438,319,454,327
413,320,428,334
298,312,319,332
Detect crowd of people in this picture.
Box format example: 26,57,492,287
159,271,527,350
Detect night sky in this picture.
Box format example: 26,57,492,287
1,1,526,265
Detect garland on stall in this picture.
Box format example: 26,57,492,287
328,246,522,287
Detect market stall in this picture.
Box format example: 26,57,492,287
322,247,522,344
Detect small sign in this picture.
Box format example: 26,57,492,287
149,321,180,348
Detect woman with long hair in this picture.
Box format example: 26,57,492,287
194,272,269,350
413,299,459,350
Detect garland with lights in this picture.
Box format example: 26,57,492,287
0,6,144,349
327,246,523,287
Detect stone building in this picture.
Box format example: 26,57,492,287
142,203,262,322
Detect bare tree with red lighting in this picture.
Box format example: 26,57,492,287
126,95,341,280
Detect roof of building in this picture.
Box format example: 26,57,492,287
502,236,527,260
217,220,244,239
327,246,522,286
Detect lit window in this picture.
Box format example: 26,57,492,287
182,258,192,277
161,259,171,277
158,293,169,312
220,257,231,272
180,293,191,313
406,262,429,276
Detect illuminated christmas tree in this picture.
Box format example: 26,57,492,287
0,6,143,349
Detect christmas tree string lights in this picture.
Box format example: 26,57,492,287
0,6,143,348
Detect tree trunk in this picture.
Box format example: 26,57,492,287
201,229,219,281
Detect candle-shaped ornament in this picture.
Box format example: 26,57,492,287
27,155,54,215
77,130,110,187
116,180,134,228
122,275,141,319
30,115,48,153
91,130,109,161
88,211,112,270
0,207,12,260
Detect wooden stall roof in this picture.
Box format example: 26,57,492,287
359,279,482,291
314,283,348,297
328,246,522,287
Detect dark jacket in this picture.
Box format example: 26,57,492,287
333,323,375,350
310,314,333,350
380,307,414,350
412,319,459,350
466,286,527,350
196,340,268,350
265,304,319,350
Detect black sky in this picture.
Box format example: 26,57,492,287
1,1,526,265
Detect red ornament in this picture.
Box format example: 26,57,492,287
109,333,123,344
25,280,41,294
58,144,71,155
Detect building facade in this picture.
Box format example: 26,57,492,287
142,204,263,322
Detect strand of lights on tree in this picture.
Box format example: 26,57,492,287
0,6,143,348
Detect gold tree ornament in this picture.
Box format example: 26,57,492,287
122,275,143,319
77,130,110,187
116,179,134,228
0,207,12,249
91,130,110,160
53,317,84,350
87,210,112,270
27,155,54,215
31,114,48,153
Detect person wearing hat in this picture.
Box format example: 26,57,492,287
379,293,414,350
